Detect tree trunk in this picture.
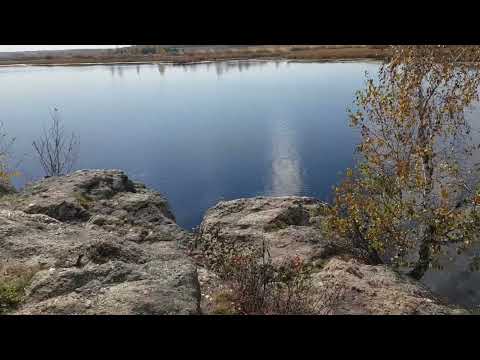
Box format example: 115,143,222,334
352,221,384,265
410,98,435,281
408,224,434,280
366,248,384,266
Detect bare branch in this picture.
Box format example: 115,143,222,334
32,108,80,177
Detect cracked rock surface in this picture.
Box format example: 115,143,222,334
198,196,468,315
0,170,200,315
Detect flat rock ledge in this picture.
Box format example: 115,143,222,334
0,170,200,315
199,196,332,264
199,196,468,315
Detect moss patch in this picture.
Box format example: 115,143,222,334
0,194,18,210
211,291,237,315
73,192,93,209
308,204,329,218
263,221,289,232
0,264,40,314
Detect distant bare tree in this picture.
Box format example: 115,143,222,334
32,108,80,177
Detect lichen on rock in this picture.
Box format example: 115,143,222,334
0,170,200,315
197,196,468,315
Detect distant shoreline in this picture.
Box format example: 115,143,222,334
0,57,384,68
0,47,389,68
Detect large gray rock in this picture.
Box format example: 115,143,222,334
314,257,467,315
0,170,200,315
199,196,469,315
4,169,192,245
199,196,333,264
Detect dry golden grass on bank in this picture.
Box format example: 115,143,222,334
0,46,390,66
0,263,40,314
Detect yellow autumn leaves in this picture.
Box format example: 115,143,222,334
325,45,480,279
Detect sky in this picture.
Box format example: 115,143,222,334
0,45,129,53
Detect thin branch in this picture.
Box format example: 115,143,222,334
32,108,80,177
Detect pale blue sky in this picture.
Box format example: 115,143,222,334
0,45,129,53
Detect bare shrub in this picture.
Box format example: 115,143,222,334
196,229,341,315
32,108,80,177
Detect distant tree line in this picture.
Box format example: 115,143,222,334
114,46,183,56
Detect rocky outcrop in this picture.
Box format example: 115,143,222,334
199,197,335,265
0,180,15,195
0,170,200,315
5,170,190,245
0,172,468,315
199,196,468,315
314,258,467,315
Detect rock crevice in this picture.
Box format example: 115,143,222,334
198,196,468,315
0,170,199,315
